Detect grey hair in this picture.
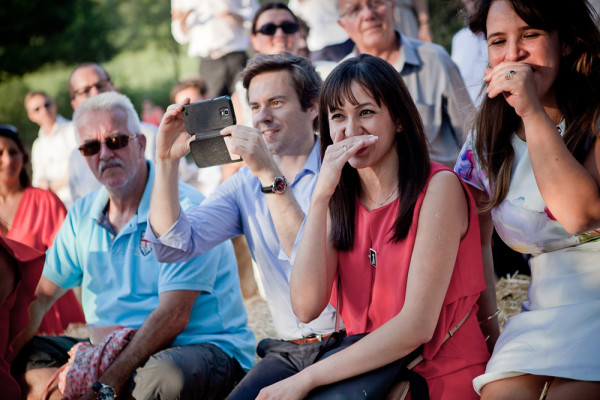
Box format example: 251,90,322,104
73,92,141,137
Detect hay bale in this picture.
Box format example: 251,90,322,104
243,273,533,340
495,273,530,330
244,295,277,343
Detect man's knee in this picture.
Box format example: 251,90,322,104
132,354,186,399
132,344,243,400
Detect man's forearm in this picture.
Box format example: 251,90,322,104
92,291,198,395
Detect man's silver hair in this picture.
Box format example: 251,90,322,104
73,92,142,137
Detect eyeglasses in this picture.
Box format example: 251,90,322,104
340,0,389,19
78,134,138,156
256,21,299,36
72,80,112,99
30,102,52,113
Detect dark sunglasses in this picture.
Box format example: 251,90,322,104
73,80,112,99
78,134,138,156
256,21,299,36
30,102,52,113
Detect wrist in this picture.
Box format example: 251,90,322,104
257,166,284,188
92,381,116,399
260,176,288,194
155,156,181,171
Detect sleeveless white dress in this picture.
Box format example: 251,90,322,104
455,124,600,393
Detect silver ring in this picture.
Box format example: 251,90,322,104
505,70,516,80
342,145,347,152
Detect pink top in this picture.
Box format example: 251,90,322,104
334,162,490,399
6,187,85,334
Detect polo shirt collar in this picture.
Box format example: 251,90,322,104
90,161,153,228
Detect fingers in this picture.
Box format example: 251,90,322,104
331,135,378,160
484,63,530,99
220,125,269,169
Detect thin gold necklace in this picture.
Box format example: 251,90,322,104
363,188,398,208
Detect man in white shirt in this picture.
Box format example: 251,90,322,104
171,0,260,97
25,91,78,207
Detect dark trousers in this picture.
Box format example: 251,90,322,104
200,51,248,98
227,334,427,400
226,338,328,400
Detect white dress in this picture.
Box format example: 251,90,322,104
455,124,600,393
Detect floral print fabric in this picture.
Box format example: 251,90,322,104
455,126,600,255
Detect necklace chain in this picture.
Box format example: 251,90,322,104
363,188,398,208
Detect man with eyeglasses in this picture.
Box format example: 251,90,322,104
24,91,78,207
337,0,474,168
67,63,159,201
12,92,254,400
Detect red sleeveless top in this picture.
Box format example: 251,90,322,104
7,187,85,334
334,162,490,399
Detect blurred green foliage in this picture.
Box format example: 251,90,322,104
1,0,466,150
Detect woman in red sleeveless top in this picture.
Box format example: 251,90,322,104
0,125,84,335
257,54,491,399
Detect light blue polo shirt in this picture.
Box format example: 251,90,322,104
43,162,255,370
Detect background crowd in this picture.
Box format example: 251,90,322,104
1,0,600,399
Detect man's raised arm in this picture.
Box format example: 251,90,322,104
149,102,192,237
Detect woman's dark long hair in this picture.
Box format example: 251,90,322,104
469,0,600,212
0,125,30,188
319,54,430,251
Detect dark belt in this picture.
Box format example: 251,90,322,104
288,331,342,345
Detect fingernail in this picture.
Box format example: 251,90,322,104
369,135,378,141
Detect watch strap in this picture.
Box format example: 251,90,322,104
260,176,287,194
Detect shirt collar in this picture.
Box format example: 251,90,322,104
395,32,422,73
91,161,153,228
292,136,321,186
347,31,421,73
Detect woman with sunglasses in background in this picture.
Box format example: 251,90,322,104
0,125,85,336
454,0,600,398
231,2,304,128
257,54,490,400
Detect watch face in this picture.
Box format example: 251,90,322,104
98,386,115,400
273,177,287,193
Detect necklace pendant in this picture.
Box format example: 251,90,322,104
369,248,377,268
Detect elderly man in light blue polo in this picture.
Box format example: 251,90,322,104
13,92,254,400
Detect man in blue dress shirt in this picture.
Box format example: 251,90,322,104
147,52,340,399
